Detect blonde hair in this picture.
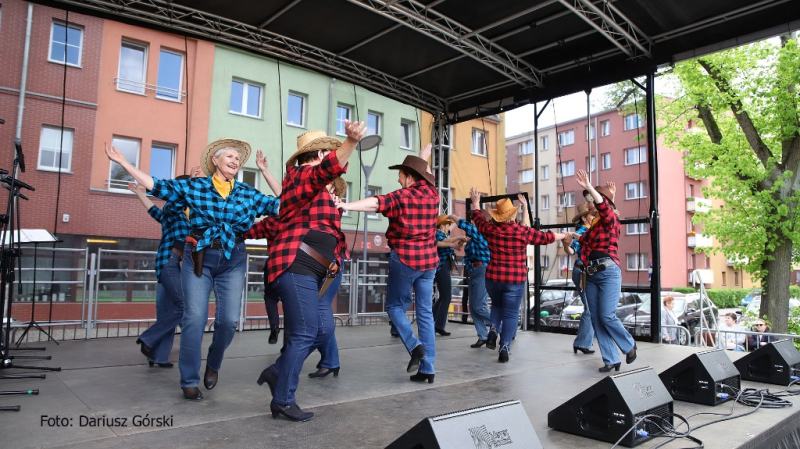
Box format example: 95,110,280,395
662,295,674,306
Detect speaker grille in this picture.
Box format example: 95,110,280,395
635,403,673,445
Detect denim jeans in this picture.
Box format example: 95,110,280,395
266,271,335,406
584,263,635,365
386,250,436,374
317,270,342,369
571,264,594,350
179,241,247,388
485,280,525,353
467,264,491,340
433,261,453,331
264,285,280,331
139,250,184,364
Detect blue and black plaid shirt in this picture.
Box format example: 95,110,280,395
148,201,191,278
457,218,491,267
150,176,279,259
569,225,588,258
436,230,454,273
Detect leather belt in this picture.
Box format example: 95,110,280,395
586,257,615,276
299,242,332,268
471,261,485,268
299,242,340,298
171,247,183,257
209,237,244,250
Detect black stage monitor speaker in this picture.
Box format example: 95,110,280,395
733,339,800,386
548,367,673,448
659,348,740,406
385,400,542,449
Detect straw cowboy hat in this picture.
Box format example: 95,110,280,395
488,198,520,223
388,155,435,185
201,138,252,177
436,214,454,227
572,202,592,223
582,185,615,208
286,130,342,167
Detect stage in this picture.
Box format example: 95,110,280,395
1,324,798,448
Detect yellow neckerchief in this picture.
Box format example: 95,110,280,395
184,208,190,221
212,173,234,199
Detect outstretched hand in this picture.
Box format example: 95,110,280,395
190,165,203,178
420,143,432,162
575,169,591,190
104,142,127,165
126,182,145,195
344,120,367,142
255,150,268,171
517,193,528,209
469,187,481,209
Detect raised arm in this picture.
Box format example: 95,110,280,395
338,196,379,213
105,142,155,190
334,120,367,166
255,150,282,196
576,169,601,205
517,193,530,227
127,182,155,211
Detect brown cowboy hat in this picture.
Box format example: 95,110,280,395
388,155,435,185
436,214,454,227
286,130,342,167
330,176,347,198
572,202,592,223
582,185,615,208
201,138,252,177
488,198,520,223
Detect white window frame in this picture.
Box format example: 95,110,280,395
472,129,487,157
601,153,611,170
519,169,534,184
237,168,260,190
541,135,549,151
48,21,84,67
108,136,141,192
625,181,647,200
367,111,383,136
336,105,352,136
117,41,148,95
366,185,381,219
560,160,575,177
585,156,596,172
627,253,648,271
37,125,74,172
229,79,263,118
624,146,647,165
558,192,575,208
541,195,550,210
586,124,595,140
558,130,574,147
624,114,644,130
626,222,649,235
600,120,610,136
155,48,184,102
519,139,533,155
342,182,352,217
559,255,570,271
149,143,176,180
400,120,413,150
541,255,550,269
541,165,549,180
286,92,307,128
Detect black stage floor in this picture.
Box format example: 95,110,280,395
1,323,798,448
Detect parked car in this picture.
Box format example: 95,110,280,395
744,296,800,317
528,287,575,325
623,292,718,343
740,289,762,307
547,292,647,329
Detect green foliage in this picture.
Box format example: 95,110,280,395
672,287,696,294
705,289,751,308
789,307,800,350
790,285,800,298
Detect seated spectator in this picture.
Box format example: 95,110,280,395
747,319,775,350
719,313,746,352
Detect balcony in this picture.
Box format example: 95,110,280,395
686,197,711,213
688,269,714,284
687,233,713,248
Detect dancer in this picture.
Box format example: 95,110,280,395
563,202,595,354
128,177,191,368
338,144,439,384
105,138,280,400
575,169,636,372
433,215,466,336
255,122,365,422
468,188,569,362
448,211,491,348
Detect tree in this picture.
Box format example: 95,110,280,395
659,35,800,333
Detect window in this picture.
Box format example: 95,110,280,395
342,182,352,216
558,192,575,208
624,114,644,130
626,222,648,235
625,182,647,200
721,272,727,286
367,112,382,136
117,41,147,94
38,125,73,172
519,140,533,155
366,185,381,219
149,144,175,180
230,79,262,118
541,165,549,180
156,49,183,101
690,254,696,269
601,153,611,170
627,253,648,271
586,124,595,140
400,120,413,150
238,168,259,190
689,184,695,198
600,120,610,136
287,92,306,127
585,156,596,172
558,130,574,147
108,137,140,191
519,169,533,184
734,271,739,286
541,195,550,210
541,135,549,151
472,129,486,156
541,255,550,269
559,161,575,177
49,22,83,67
624,146,647,165
559,255,570,271
335,105,351,135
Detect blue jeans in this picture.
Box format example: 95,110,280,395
433,261,452,331
467,264,491,340
139,250,184,364
584,264,635,365
317,270,342,369
267,271,335,406
386,250,436,374
571,264,594,350
179,241,247,388
486,280,525,353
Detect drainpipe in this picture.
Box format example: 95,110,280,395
327,78,336,135
16,3,34,138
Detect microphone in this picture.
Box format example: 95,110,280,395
2,183,28,200
14,138,25,173
0,118,5,124
0,175,35,191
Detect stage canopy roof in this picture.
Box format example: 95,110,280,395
34,0,800,123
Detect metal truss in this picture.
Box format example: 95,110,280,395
47,0,447,113
347,0,544,88
558,0,652,59
431,114,451,215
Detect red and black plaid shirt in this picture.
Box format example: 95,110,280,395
376,180,439,271
261,152,346,283
578,197,620,266
471,209,555,284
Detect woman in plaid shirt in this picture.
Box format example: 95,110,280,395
469,188,569,362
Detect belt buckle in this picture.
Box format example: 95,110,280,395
586,265,598,276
